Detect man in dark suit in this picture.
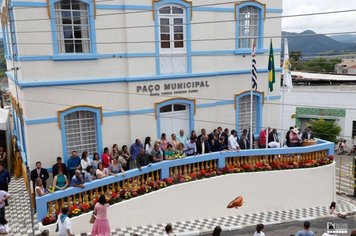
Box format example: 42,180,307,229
286,126,294,147
238,133,250,150
222,128,229,146
197,136,210,154
197,128,208,142
52,157,68,178
30,161,49,189
302,126,315,141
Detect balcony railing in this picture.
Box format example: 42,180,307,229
36,139,334,222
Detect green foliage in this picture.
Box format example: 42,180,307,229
290,51,302,61
0,42,6,77
290,55,342,73
289,51,342,73
304,58,341,73
308,119,341,143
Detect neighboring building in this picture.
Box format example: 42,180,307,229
283,71,356,142
335,58,356,74
1,0,282,169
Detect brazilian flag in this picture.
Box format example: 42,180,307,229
268,40,275,92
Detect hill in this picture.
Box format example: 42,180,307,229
282,30,356,56
329,34,356,43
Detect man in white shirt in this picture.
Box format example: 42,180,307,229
177,129,188,147
228,130,240,151
57,207,72,236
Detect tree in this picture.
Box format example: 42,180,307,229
304,58,342,73
308,119,341,143
290,51,302,62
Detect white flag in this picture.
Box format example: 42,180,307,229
282,38,293,91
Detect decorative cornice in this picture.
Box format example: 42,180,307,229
154,97,196,119
234,0,266,20
152,0,192,20
57,105,103,128
234,90,264,109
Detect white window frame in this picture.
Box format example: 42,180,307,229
158,5,186,55
54,0,91,53
160,104,188,113
238,6,259,49
64,110,97,156
238,95,258,134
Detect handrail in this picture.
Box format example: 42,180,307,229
36,139,334,221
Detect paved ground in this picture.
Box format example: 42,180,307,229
199,214,356,236
5,155,356,235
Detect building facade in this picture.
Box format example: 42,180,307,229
335,58,356,75
283,72,356,143
1,0,282,169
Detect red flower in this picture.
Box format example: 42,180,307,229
137,186,146,195
328,155,334,161
42,215,56,225
79,203,91,213
131,190,138,197
222,167,229,174
200,169,207,175
70,205,78,212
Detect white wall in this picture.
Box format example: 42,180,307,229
10,0,282,81
21,73,282,169
282,86,356,142
39,162,335,234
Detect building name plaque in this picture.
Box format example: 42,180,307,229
136,81,210,96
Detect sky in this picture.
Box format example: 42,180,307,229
282,0,356,34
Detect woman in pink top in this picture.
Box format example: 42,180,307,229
160,133,168,151
91,194,110,236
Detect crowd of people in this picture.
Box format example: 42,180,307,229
30,125,317,197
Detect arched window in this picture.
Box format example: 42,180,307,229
154,0,192,75
59,106,103,159
64,110,97,156
238,95,258,133
235,92,263,134
54,0,90,53
236,1,264,49
159,5,185,51
158,5,187,74
156,98,195,138
239,6,258,48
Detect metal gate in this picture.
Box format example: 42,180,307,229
336,156,356,196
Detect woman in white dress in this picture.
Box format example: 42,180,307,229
80,151,91,173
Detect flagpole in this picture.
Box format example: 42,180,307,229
250,40,256,149
266,85,269,149
266,40,270,149
266,40,275,149
280,39,286,147
281,83,285,147
281,38,292,147
250,84,253,149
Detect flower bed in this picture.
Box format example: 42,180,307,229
41,155,333,225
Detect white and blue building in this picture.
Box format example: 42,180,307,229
1,0,283,169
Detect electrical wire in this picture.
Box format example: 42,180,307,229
4,30,356,45
5,7,356,34
16,96,356,139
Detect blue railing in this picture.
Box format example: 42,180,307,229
36,139,334,220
